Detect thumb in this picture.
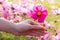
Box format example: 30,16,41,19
26,20,38,25
29,21,38,25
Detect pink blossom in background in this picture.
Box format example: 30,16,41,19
43,21,55,29
2,11,9,19
0,2,22,20
2,2,21,14
0,6,4,12
28,5,48,23
51,6,60,15
18,0,36,9
13,16,24,23
43,21,51,28
37,31,49,40
0,4,10,19
18,2,34,13
57,8,60,15
0,0,9,12
0,0,8,5
0,0,5,4
5,3,19,13
0,2,10,16
51,35,60,40
56,30,60,35
8,12,24,23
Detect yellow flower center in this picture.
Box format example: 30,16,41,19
37,12,41,16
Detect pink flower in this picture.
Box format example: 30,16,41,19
28,5,48,23
42,31,50,40
43,21,51,28
0,0,8,5
2,2,20,13
56,30,60,35
2,10,10,19
7,3,19,13
52,35,60,40
13,16,24,23
51,6,60,15
9,13,24,23
0,6,4,12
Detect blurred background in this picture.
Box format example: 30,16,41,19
0,0,60,40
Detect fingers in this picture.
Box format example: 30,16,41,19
31,25,46,31
30,24,46,32
30,25,46,35
29,21,38,25
28,31,42,37
19,27,45,36
26,28,45,36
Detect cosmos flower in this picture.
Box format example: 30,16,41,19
28,5,48,23
56,30,60,35
52,35,60,40
7,3,19,13
13,16,24,23
2,9,10,19
43,21,51,28
42,31,50,40
51,6,60,15
0,0,8,5
37,31,49,40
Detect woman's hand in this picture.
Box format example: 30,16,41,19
0,18,46,37
14,20,46,37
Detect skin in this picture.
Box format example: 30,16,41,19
0,18,45,37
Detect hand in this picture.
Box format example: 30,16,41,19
14,20,46,37
0,18,46,37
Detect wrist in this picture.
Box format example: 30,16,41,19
6,25,20,36
0,18,20,36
